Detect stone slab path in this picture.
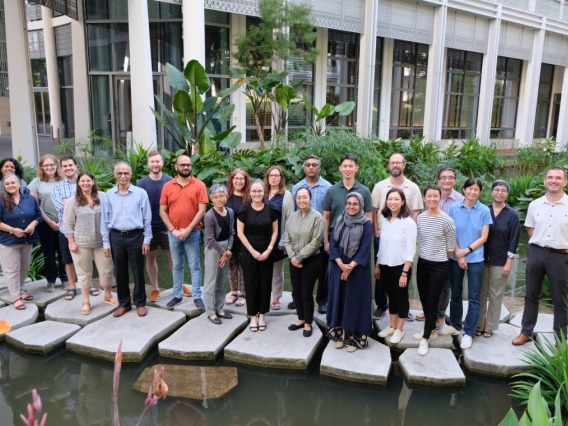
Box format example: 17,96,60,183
44,292,119,326
0,279,66,309
445,301,511,324
223,291,296,317
509,312,554,333
6,320,80,353
0,303,39,340
150,288,204,318
224,315,323,370
159,313,249,361
399,348,465,387
66,306,186,362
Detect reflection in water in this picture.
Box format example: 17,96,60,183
0,342,519,426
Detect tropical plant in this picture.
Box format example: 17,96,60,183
499,381,564,425
452,137,504,177
303,100,356,136
27,244,45,281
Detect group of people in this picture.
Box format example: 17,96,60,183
2,150,566,356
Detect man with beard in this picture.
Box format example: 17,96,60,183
371,153,423,320
160,155,208,310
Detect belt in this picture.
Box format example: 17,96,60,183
111,228,143,236
532,244,568,255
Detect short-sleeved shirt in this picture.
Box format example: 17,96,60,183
137,174,172,231
323,180,373,227
160,176,208,229
292,176,331,213
371,177,423,230
237,204,278,251
448,199,493,263
525,193,568,249
439,189,464,214
28,178,59,222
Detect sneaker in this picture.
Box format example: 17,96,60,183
62,281,70,291
372,308,385,319
413,332,424,340
460,334,473,350
288,301,296,310
194,298,205,309
418,339,429,356
389,329,405,344
407,313,414,322
439,325,461,336
378,325,395,338
182,285,192,297
413,330,439,340
45,282,55,293
166,297,183,309
148,289,160,302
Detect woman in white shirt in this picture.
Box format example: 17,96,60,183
376,188,417,345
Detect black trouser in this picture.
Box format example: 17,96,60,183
290,255,319,324
315,248,329,305
373,236,388,310
417,258,448,339
241,250,273,316
38,221,67,283
110,229,146,308
381,264,409,318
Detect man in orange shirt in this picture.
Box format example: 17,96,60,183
160,155,208,309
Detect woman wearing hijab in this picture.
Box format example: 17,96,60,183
326,192,373,352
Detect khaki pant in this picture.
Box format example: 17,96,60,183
70,246,115,290
478,264,507,331
0,243,32,301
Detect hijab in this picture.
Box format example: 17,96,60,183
333,192,369,258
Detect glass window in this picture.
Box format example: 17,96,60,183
85,0,127,20
60,87,75,138
90,75,111,138
148,1,182,19
87,23,129,72
442,49,482,139
533,63,554,139
150,22,183,72
58,56,73,86
31,59,47,87
491,57,522,139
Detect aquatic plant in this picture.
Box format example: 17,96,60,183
499,381,563,425
19,388,47,426
137,366,168,426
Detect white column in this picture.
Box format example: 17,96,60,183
72,0,91,142
556,67,568,150
356,0,378,138
313,27,328,131
515,26,545,147
230,13,246,145
127,0,156,149
41,6,62,141
476,9,501,145
423,3,447,142
183,0,205,66
378,38,393,141
5,0,37,164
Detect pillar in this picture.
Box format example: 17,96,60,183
41,6,62,141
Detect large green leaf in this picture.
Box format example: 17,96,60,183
219,132,242,149
217,83,241,98
334,101,356,115
202,96,218,113
184,59,210,94
497,409,518,426
214,103,235,122
317,103,334,120
173,91,192,114
166,63,189,92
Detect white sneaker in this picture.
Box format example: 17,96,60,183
413,332,424,340
413,330,438,340
378,326,395,338
439,325,461,336
389,329,405,344
460,334,473,349
418,339,429,356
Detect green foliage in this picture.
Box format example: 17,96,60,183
515,139,560,171
27,244,45,281
450,137,505,177
302,100,356,136
499,382,564,426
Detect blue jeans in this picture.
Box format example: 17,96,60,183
168,230,202,299
449,259,484,337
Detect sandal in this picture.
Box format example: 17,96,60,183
475,328,484,337
20,293,33,301
13,300,26,310
64,289,77,301
225,293,238,304
104,295,119,306
249,325,259,332
271,300,281,310
80,302,91,315
235,295,246,307
89,286,100,297
483,330,493,338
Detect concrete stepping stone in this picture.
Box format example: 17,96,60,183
445,301,510,323
149,288,204,318
0,300,5,308
375,310,455,350
224,315,323,370
536,333,558,356
0,303,39,340
0,279,66,309
6,320,80,354
509,312,554,333
159,314,248,361
66,306,186,362
320,339,391,385
313,310,326,329
44,292,119,326
223,291,296,317
399,348,465,387
461,323,533,377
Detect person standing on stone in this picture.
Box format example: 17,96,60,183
290,155,331,313
62,172,118,315
264,165,293,311
29,154,67,293
513,167,568,345
0,174,41,310
375,189,417,345
327,192,372,352
51,155,82,301
371,153,423,321
284,187,324,338
476,180,519,338
203,184,234,325
101,162,152,317
160,155,208,310
237,180,278,332
137,150,173,302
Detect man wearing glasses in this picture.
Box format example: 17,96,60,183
291,155,331,313
160,155,208,310
371,153,423,320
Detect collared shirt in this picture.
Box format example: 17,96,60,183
0,193,42,246
100,184,152,249
439,189,464,214
51,178,77,223
525,193,568,249
323,180,373,227
371,177,423,229
291,176,331,214
449,199,493,263
160,176,208,229
485,203,520,266
376,216,417,266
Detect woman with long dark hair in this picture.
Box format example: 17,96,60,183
0,158,28,194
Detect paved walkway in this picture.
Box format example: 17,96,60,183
0,135,57,162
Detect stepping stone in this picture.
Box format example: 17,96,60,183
223,291,296,317
224,315,323,370
445,301,510,323
6,320,80,354
44,292,119,326
509,313,554,333
399,348,465,387
375,310,455,350
0,279,66,309
159,314,248,361
536,333,558,356
313,310,326,329
320,339,391,385
0,303,39,340
66,307,186,362
150,288,204,318
461,323,533,378
0,300,5,308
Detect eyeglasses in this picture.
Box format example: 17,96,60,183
439,176,456,180
211,194,227,200
178,163,192,168
304,163,319,168
42,164,57,168
116,172,131,176
233,177,245,181
493,188,508,193
389,161,404,166
346,202,360,207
